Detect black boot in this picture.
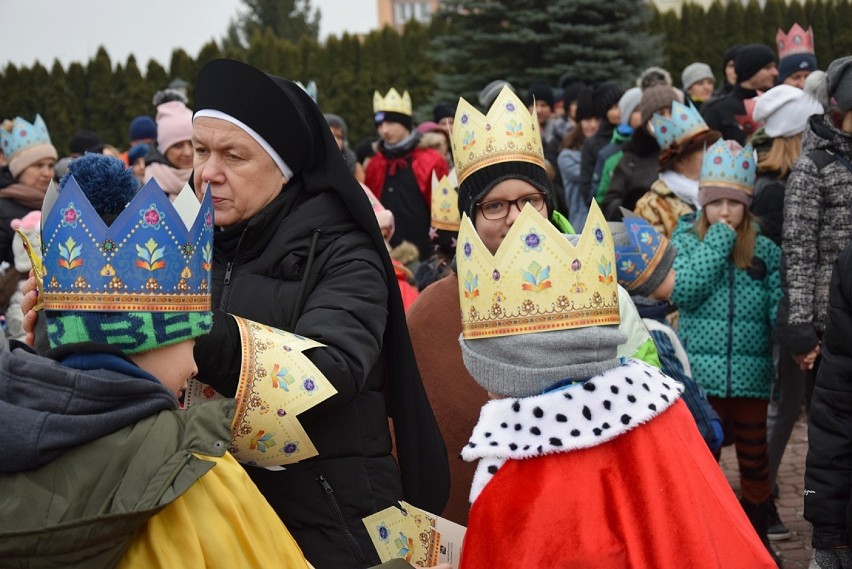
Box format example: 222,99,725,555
740,498,783,567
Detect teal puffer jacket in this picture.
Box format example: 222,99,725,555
671,216,782,399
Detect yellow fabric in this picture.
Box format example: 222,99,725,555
120,452,309,568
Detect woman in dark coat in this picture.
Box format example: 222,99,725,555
190,59,449,568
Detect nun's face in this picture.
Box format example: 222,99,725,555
192,117,287,228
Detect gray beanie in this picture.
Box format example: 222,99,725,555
459,326,626,397
827,56,852,113
681,62,715,91
618,87,643,127
479,80,516,109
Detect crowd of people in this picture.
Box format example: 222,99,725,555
0,21,851,569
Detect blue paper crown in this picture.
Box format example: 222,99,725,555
40,178,213,312
700,139,757,193
1,114,52,158
614,214,670,291
650,100,709,150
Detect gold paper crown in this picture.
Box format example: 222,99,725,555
373,88,412,116
450,86,545,186
456,200,619,339
431,170,460,231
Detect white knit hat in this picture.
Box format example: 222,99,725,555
752,85,824,138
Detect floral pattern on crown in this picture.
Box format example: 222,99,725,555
39,178,213,312
651,100,710,150
614,214,670,292
431,170,460,231
700,139,757,194
373,88,412,116
0,114,52,158
777,24,815,59
450,86,545,186
456,200,619,339
183,316,337,468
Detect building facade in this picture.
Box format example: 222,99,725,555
377,0,440,31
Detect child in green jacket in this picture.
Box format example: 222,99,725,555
671,139,782,566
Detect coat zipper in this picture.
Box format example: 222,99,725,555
218,227,249,311
317,474,368,564
726,262,734,398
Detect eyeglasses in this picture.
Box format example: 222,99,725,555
476,193,546,220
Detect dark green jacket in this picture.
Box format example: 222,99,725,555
0,340,235,567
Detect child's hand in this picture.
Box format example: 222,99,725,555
21,271,38,347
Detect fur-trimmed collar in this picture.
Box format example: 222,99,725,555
463,359,683,503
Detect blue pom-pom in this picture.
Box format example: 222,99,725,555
61,153,138,218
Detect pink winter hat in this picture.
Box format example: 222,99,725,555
156,101,193,154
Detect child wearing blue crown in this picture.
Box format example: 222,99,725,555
0,154,311,567
671,139,783,566
611,211,724,453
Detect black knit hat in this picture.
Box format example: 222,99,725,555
574,87,596,121
592,82,625,121
433,102,457,123
458,161,553,221
734,44,777,83
69,130,103,155
527,80,555,109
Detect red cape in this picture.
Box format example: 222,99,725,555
460,400,775,568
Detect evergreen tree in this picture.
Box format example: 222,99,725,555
45,62,72,157
429,0,659,112
807,0,832,64
229,0,320,49
84,48,116,146
704,0,729,77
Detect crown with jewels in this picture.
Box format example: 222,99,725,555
1,114,52,159
456,200,619,339
37,178,213,313
700,139,756,194
450,86,545,187
431,170,460,231
613,212,671,292
777,23,815,59
650,99,709,150
373,88,412,116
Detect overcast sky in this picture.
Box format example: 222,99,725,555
0,0,378,69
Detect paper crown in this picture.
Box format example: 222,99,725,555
373,88,412,116
650,99,709,150
1,114,52,159
431,170,460,231
37,178,213,312
613,213,671,292
184,316,337,468
456,200,619,339
777,24,815,59
700,139,756,193
450,86,545,187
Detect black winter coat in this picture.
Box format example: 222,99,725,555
701,85,758,145
602,128,660,220
196,180,403,568
804,242,852,549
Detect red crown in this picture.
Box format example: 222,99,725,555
777,24,815,59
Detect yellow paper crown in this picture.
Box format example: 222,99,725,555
450,86,545,187
431,170,460,231
373,88,412,116
456,200,619,339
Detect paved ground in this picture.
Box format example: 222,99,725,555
719,413,813,568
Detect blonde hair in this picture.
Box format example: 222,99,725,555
757,134,802,178
693,208,757,270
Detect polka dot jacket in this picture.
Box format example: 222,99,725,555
670,217,782,400
462,359,683,504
